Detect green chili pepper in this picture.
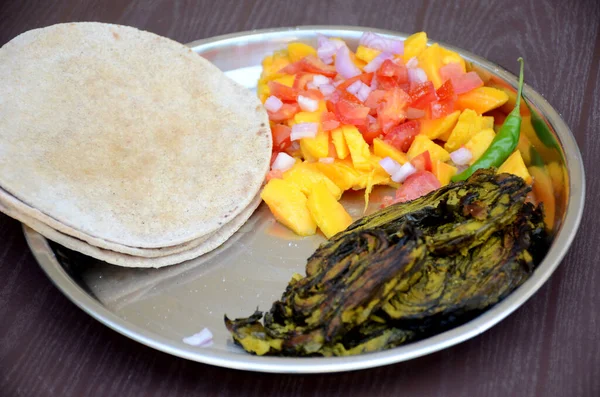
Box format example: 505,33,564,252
525,100,560,150
452,58,525,182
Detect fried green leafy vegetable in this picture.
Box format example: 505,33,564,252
225,169,549,357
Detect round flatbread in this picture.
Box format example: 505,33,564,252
0,22,271,248
9,193,262,268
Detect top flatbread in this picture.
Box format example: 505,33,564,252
0,22,271,248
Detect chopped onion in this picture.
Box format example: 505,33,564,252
318,157,335,164
182,328,213,347
317,34,345,64
367,114,377,124
290,122,318,140
271,152,296,171
391,162,417,183
408,67,428,84
335,46,361,79
379,157,402,176
289,141,300,152
357,83,372,102
450,147,473,166
406,107,426,119
298,95,319,112
363,52,393,73
406,57,419,69
359,32,404,54
313,74,330,86
347,80,363,95
319,83,336,96
264,95,283,112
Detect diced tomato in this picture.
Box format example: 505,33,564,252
326,99,337,112
321,112,340,131
271,124,292,151
376,59,409,90
383,120,420,152
410,151,432,172
450,71,484,95
377,87,410,133
409,81,437,109
429,98,455,119
299,88,324,101
337,72,374,91
335,99,370,126
293,73,316,90
439,62,464,82
267,81,298,102
394,171,441,203
299,55,337,77
361,120,382,144
338,89,364,105
268,103,301,122
436,79,457,102
364,89,387,109
266,168,284,182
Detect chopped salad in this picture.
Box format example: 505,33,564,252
259,31,534,238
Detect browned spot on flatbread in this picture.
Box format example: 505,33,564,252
260,122,265,127
255,105,262,112
112,32,120,40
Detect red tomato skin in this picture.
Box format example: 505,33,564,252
439,62,464,82
409,81,437,109
377,87,410,133
293,73,316,90
335,99,370,126
435,79,457,102
271,124,292,151
299,55,337,77
267,81,298,101
410,151,432,172
266,168,284,182
268,103,301,122
394,171,441,203
337,72,374,91
450,71,484,95
429,98,455,119
383,120,421,152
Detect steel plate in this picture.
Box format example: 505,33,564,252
24,26,585,373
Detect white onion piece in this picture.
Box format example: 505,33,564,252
335,46,361,79
317,34,345,64
182,328,213,347
359,32,404,54
408,68,428,84
379,157,402,176
298,95,319,112
391,162,417,183
367,114,377,124
363,52,393,73
319,84,336,96
291,123,319,141
264,95,283,112
313,74,330,86
318,157,335,164
271,152,296,171
406,107,426,119
289,141,301,152
450,147,473,165
357,83,372,102
347,80,363,95
406,57,419,69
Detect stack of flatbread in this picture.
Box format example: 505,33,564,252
0,23,271,268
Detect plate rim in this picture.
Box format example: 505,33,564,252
25,25,585,374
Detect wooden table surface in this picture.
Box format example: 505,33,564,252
1,0,598,396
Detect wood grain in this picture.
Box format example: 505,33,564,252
1,0,599,396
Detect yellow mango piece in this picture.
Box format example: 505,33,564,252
516,133,532,166
283,161,342,199
356,45,381,63
260,54,291,80
529,166,555,229
352,168,393,190
349,51,367,69
287,42,317,63
331,127,350,159
307,181,353,239
432,160,457,186
417,43,444,88
257,81,270,103
464,128,496,164
439,47,466,72
420,110,461,140
316,160,361,191
261,179,317,236
294,111,322,124
342,125,371,171
273,74,296,87
373,138,408,165
300,130,330,160
481,116,494,129
403,32,428,62
498,151,532,184
444,109,481,152
455,87,509,114
407,135,451,162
